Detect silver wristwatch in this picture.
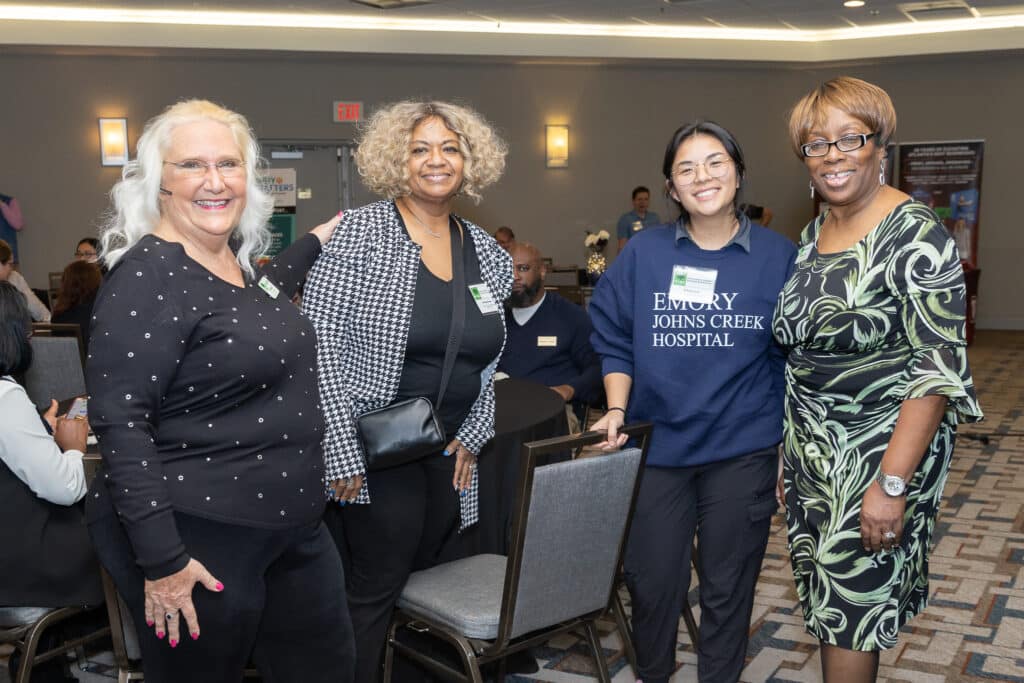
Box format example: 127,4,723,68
875,470,907,497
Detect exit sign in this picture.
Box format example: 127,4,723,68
333,101,363,123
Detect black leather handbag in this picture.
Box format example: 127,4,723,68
356,222,468,471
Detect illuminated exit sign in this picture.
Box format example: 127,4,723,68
333,101,363,123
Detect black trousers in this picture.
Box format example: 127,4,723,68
90,511,355,683
624,448,777,683
324,451,471,683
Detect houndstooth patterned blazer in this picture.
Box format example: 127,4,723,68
302,199,512,530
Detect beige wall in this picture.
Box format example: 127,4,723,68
1,49,1021,327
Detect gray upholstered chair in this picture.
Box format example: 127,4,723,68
0,605,109,683
383,423,652,683
23,334,86,411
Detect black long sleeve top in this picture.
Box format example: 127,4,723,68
86,234,324,579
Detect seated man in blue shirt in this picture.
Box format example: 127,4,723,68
616,186,661,251
499,243,602,432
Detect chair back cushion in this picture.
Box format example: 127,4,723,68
509,447,641,638
23,336,86,410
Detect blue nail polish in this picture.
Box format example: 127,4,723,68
460,490,467,497
442,449,451,456
339,500,346,506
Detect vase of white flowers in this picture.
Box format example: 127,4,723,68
584,230,610,285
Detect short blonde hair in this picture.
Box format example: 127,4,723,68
355,100,507,203
787,77,897,158
101,99,272,277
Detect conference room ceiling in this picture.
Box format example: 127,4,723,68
12,0,1024,30
4,0,1024,62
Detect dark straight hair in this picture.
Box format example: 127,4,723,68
661,120,746,225
0,282,33,377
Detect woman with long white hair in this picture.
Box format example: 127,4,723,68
87,99,354,682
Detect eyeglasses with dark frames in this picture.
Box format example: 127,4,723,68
801,133,879,158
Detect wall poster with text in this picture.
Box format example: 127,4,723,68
897,140,984,268
257,168,297,264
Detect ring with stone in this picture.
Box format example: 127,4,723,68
166,613,175,621
882,531,896,541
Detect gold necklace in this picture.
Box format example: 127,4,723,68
400,198,445,239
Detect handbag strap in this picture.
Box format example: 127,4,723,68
435,218,468,411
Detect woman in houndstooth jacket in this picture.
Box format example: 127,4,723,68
302,100,511,682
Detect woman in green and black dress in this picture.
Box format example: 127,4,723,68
772,77,983,683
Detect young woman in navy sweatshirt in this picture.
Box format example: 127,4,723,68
590,121,796,683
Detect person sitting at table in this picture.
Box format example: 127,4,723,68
493,225,516,251
0,239,50,322
51,260,103,354
303,99,511,682
0,280,102,683
74,237,100,264
498,242,601,433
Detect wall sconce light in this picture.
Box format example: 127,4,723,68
98,117,129,166
545,124,569,168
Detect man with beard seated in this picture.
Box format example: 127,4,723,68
498,242,601,432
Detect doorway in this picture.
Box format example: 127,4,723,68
260,140,375,231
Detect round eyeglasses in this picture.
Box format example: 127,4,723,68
672,157,733,186
164,158,245,178
801,133,878,158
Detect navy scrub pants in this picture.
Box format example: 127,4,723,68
624,447,778,683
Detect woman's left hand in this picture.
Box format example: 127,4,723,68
446,439,477,496
859,483,906,553
309,211,343,245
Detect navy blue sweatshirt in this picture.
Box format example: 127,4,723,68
589,217,795,467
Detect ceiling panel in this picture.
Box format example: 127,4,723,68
15,0,1023,29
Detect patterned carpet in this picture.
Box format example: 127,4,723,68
511,329,1024,683
4,330,1022,683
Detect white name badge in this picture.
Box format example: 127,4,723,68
632,220,643,232
668,265,718,304
795,243,814,263
469,283,500,315
537,336,557,347
258,276,280,299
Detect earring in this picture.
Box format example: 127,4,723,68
879,159,886,186
809,180,815,199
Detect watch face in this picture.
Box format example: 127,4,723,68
883,476,905,496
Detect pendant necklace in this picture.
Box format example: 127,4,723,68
400,198,444,239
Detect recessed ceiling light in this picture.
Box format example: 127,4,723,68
844,0,866,7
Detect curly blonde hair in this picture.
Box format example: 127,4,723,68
355,101,507,204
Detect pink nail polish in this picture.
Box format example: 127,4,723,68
146,619,154,627
215,582,224,591
156,631,165,639
191,632,199,640
170,639,178,648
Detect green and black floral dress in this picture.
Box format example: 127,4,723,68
772,200,983,651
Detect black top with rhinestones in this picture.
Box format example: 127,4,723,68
86,234,324,579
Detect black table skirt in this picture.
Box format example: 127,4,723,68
473,378,568,555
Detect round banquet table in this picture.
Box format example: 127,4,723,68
474,377,569,555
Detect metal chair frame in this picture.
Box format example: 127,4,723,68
0,606,109,683
384,423,653,683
